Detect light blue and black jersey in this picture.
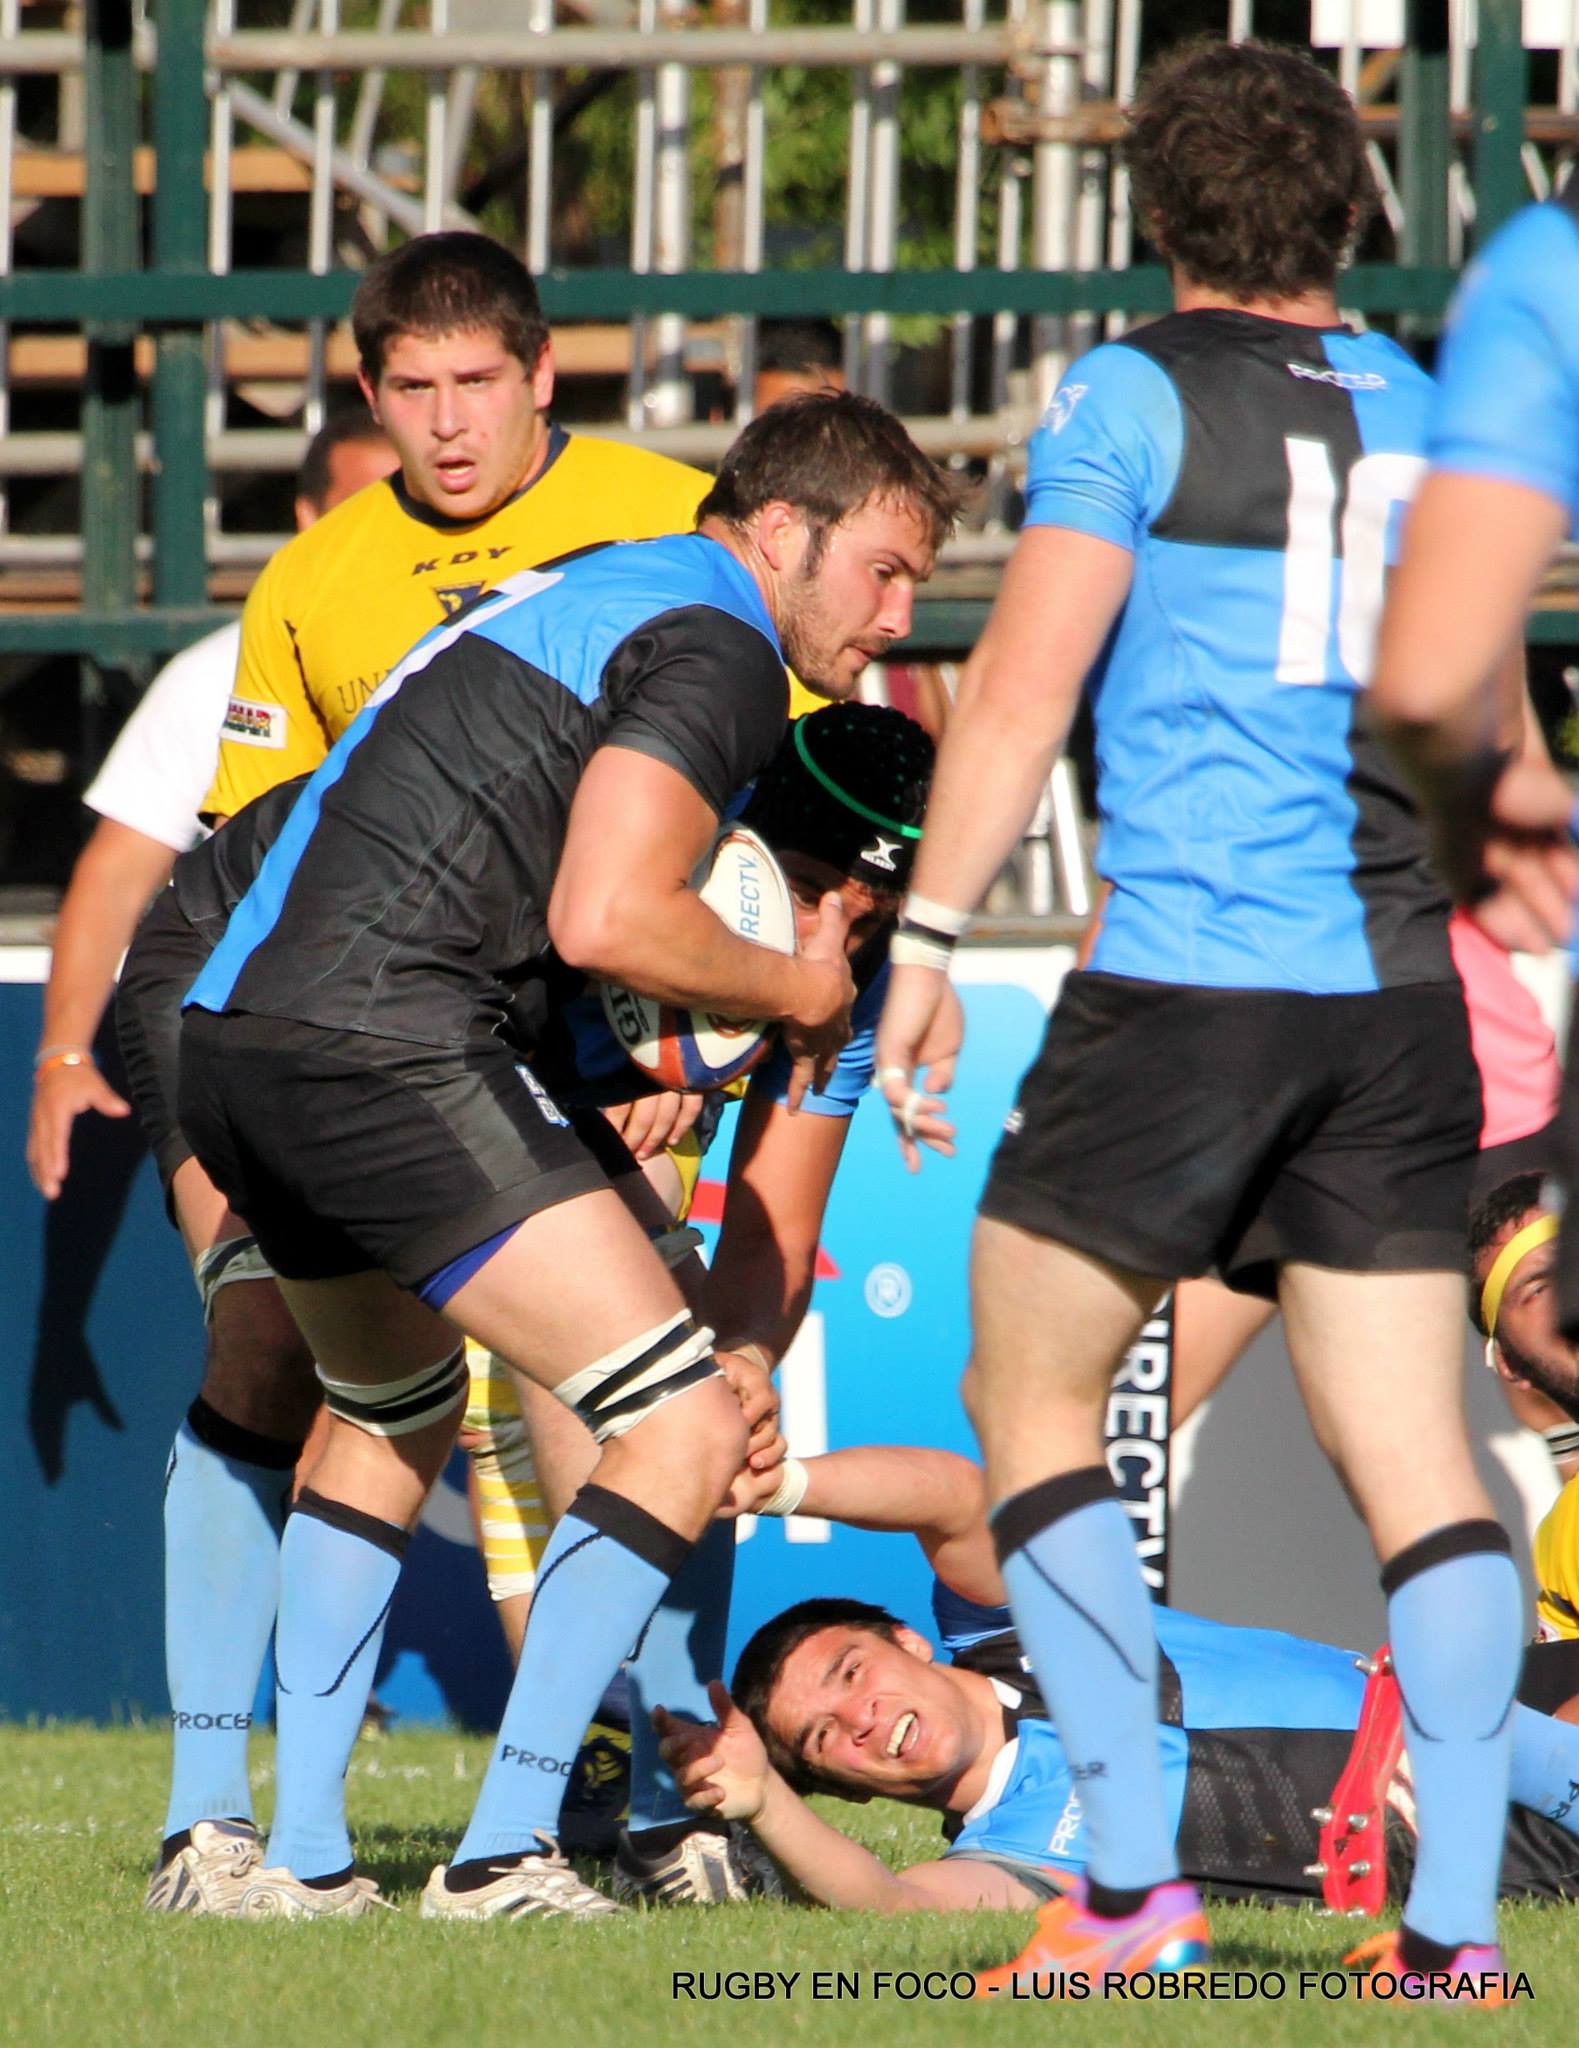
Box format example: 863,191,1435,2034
939,1604,1363,1903
184,535,789,1049
1428,182,1579,529
1026,309,1453,994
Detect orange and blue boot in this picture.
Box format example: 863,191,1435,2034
974,1877,1209,2000
1345,1933,1509,2006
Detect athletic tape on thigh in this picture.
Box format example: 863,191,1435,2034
192,1233,276,1324
462,1343,549,1601
316,1345,468,1438
552,1311,721,1443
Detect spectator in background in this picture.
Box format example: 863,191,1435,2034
751,318,845,414
25,409,395,1203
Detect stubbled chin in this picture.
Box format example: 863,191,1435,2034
800,667,858,703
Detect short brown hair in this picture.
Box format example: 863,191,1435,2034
1124,38,1377,301
697,390,958,561
351,232,551,381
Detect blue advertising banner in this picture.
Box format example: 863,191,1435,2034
0,943,1559,1726
0,956,1061,1728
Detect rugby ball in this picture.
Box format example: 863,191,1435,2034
600,825,797,1091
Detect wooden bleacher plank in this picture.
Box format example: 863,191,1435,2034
12,146,317,199
5,321,726,384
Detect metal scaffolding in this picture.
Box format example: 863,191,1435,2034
0,0,1566,663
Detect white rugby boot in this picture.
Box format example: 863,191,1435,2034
421,1834,623,1922
612,1819,787,1905
233,1865,393,1919
144,1819,263,1914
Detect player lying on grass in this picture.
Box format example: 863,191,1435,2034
660,1445,1579,1951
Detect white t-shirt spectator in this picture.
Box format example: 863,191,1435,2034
82,621,241,853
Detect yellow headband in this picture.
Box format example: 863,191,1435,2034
1481,1214,1559,1338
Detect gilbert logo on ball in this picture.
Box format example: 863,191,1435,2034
601,824,797,1092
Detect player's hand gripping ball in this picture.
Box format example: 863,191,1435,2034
600,825,796,1091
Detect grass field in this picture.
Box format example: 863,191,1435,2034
2,1725,1572,2047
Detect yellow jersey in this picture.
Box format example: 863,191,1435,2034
205,427,712,819
1534,1474,1579,1642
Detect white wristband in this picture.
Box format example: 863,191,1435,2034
757,1457,810,1518
889,930,954,973
901,893,970,938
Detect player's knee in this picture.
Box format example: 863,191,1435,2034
551,1311,729,1448
598,1373,746,1511
194,1234,277,1327
317,1344,469,1438
202,1283,319,1441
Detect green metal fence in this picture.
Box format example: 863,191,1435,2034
0,0,1564,670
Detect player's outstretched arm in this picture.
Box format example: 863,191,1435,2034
876,527,1132,1149
656,1683,1030,1912
793,1446,1005,1607
26,818,173,1198
703,1088,852,1369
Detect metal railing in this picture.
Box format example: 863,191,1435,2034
0,2,1564,630
0,4,1570,670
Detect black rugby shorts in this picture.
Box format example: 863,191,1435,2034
978,971,1480,1296
179,1009,611,1286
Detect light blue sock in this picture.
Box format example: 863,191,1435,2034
162,1403,299,1839
454,1483,688,1865
992,1468,1178,1895
266,1492,407,1880
626,1521,735,1833
1386,1526,1521,1949
1509,1701,1579,1836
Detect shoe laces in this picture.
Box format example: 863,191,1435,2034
515,1834,614,1909
193,1824,261,1875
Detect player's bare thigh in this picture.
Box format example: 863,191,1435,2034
965,1214,1167,1499
281,1184,745,1533
1278,1262,1492,1559
1171,1276,1278,1428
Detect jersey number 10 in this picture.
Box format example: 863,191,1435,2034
1276,438,1427,688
